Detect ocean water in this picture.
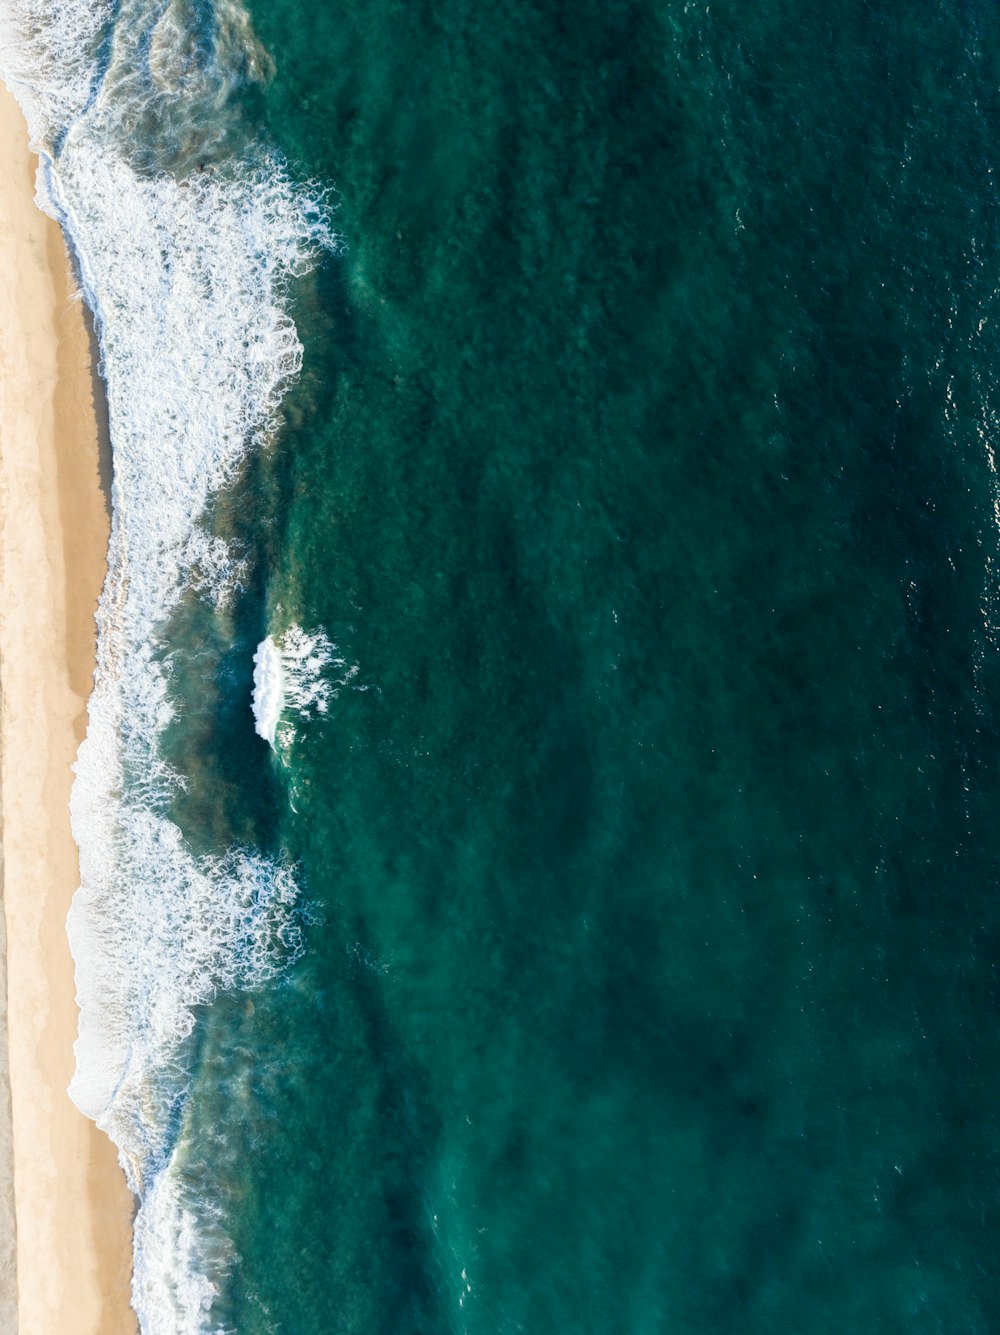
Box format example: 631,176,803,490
3,0,1000,1330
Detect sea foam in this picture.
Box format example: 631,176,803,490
0,1,337,1329
252,635,284,745
253,623,354,751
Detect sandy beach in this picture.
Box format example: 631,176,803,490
0,82,137,1334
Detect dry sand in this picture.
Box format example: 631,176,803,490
0,82,137,1334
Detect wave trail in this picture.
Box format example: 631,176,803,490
0,1,338,1330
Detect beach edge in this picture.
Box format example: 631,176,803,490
0,81,137,1334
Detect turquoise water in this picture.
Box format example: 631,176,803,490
8,0,1000,1328
165,0,1000,1329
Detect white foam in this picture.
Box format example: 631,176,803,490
131,1167,236,1335
251,635,283,744
0,0,108,150
0,2,338,1329
253,623,357,753
279,624,344,719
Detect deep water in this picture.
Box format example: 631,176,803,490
168,0,1000,1329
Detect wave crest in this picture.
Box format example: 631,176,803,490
253,623,359,752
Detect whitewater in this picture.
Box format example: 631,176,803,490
0,1,337,1329
253,624,355,750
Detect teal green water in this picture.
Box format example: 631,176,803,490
171,1,1000,1329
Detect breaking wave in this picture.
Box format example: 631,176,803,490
0,0,338,1329
253,623,357,751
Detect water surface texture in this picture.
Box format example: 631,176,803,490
213,1,1000,1328
8,0,1000,1330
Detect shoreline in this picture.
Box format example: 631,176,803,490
0,82,137,1334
